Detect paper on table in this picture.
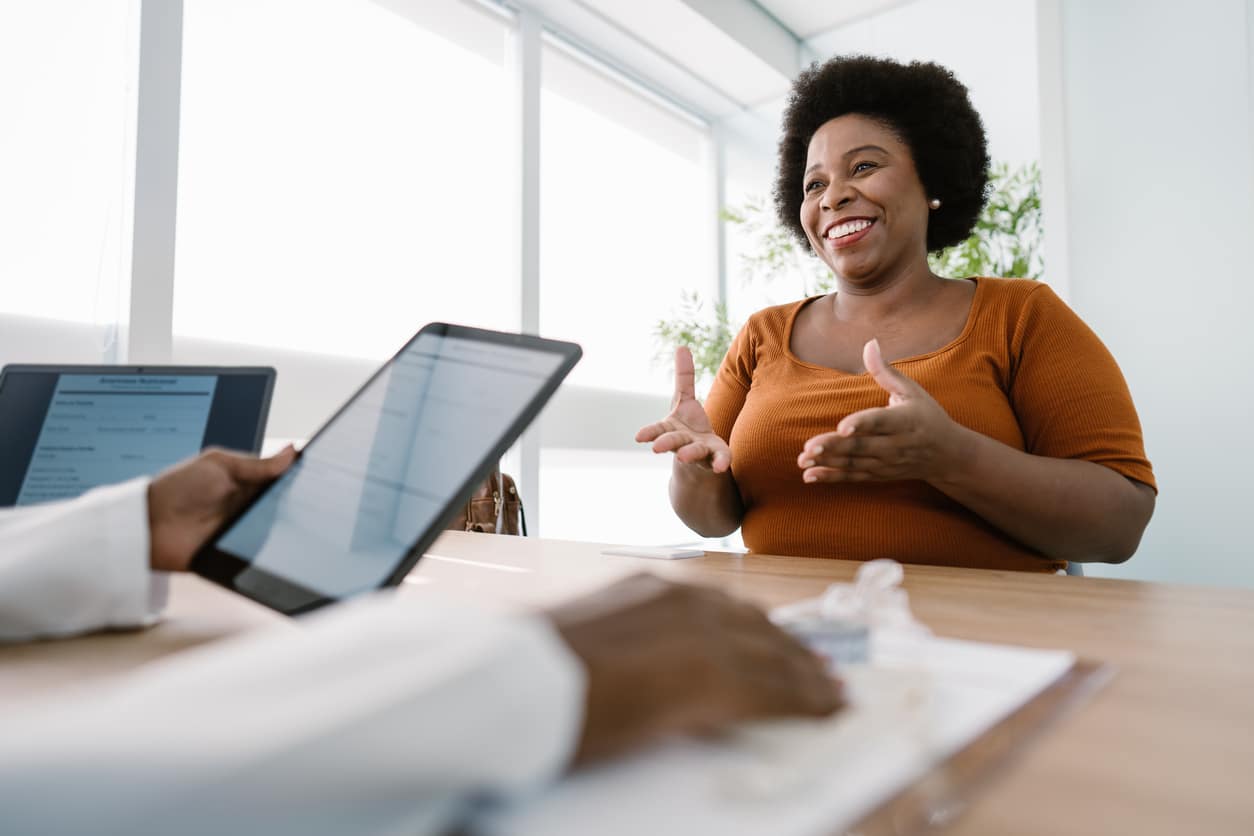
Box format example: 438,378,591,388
472,635,1075,836
601,546,705,560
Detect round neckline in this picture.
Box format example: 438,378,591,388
783,276,985,376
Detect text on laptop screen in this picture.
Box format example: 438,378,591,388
0,369,272,507
16,375,217,506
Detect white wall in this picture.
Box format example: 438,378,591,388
1047,0,1254,588
805,0,1041,167
717,0,1041,217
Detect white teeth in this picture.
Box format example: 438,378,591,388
826,219,872,239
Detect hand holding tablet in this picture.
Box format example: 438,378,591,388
190,324,581,614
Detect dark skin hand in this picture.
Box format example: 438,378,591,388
147,446,296,572
635,346,732,474
796,338,964,485
548,573,843,765
634,346,745,537
797,339,1155,562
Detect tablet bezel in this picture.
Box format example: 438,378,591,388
189,323,581,615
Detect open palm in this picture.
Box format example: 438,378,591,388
635,347,732,473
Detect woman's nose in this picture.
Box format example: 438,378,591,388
820,180,854,211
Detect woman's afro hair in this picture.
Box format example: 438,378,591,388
774,55,990,253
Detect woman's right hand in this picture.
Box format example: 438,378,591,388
635,347,732,473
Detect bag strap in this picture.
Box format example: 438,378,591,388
494,464,504,534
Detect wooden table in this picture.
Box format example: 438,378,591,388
4,531,1252,835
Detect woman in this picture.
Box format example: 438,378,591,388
637,56,1156,572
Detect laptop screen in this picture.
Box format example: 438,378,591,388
0,367,274,507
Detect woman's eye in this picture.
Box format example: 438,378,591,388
804,180,824,194
853,161,877,174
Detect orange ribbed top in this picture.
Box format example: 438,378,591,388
705,278,1156,572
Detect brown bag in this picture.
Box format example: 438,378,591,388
447,470,526,535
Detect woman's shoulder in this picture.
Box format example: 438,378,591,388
975,276,1055,301
742,296,817,337
724,297,816,364
970,277,1105,363
973,277,1068,324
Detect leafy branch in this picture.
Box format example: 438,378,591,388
720,195,834,297
652,291,733,391
927,161,1043,280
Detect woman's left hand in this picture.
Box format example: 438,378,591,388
797,338,972,484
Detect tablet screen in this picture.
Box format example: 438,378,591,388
212,329,569,600
0,368,273,506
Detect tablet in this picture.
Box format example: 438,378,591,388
0,365,275,507
190,323,581,615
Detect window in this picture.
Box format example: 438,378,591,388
534,39,716,542
174,0,518,362
539,40,715,394
540,449,703,545
0,1,137,362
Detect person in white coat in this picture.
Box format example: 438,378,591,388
0,448,841,835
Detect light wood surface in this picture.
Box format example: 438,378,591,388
3,531,1252,835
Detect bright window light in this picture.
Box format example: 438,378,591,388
535,40,717,543
174,0,517,360
0,0,136,328
540,449,702,545
539,40,714,394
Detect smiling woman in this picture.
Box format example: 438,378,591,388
636,55,1157,572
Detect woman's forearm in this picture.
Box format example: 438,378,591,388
668,461,745,538
932,427,1155,563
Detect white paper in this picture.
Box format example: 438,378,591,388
600,546,705,560
472,636,1075,836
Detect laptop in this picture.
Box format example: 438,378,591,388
191,323,581,615
0,365,275,508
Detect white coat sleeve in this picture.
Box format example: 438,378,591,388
0,593,587,836
0,478,168,641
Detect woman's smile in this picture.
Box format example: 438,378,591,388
822,217,877,250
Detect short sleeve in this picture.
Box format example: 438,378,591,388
1008,284,1156,491
704,319,756,442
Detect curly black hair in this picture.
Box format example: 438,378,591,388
774,55,990,253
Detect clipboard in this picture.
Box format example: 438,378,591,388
473,639,1111,836
846,658,1112,834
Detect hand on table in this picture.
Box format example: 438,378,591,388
635,346,732,473
549,574,842,764
798,338,971,484
147,446,297,572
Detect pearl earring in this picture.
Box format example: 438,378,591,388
928,198,941,210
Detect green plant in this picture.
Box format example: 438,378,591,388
927,162,1043,280
719,196,835,297
652,291,734,386
654,161,1043,387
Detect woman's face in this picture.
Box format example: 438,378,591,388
800,114,931,285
